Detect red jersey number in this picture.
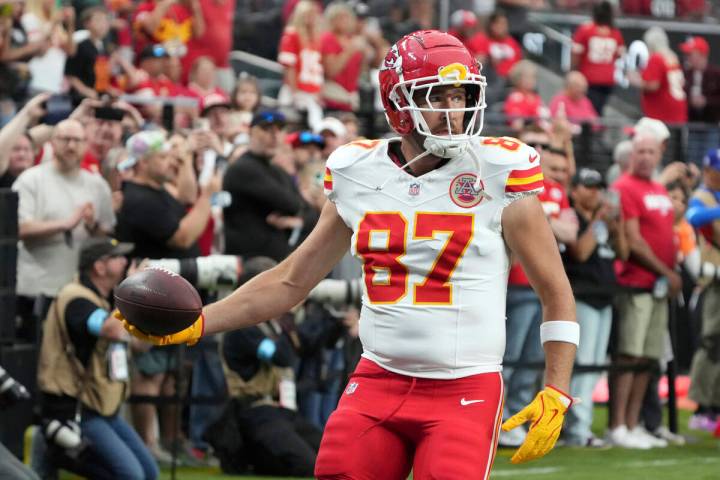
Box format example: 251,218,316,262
356,212,474,305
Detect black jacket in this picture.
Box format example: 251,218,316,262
223,150,305,261
684,64,720,123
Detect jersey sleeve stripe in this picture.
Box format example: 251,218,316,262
505,179,544,193
506,172,543,186
324,167,333,191
507,165,542,180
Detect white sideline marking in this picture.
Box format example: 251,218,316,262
490,457,720,477
491,467,561,477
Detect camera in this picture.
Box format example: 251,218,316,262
307,278,363,308
41,95,73,126
146,255,242,290
43,419,91,461
0,365,30,408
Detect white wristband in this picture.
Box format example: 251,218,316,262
540,321,580,346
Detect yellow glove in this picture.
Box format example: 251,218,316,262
113,311,204,346
501,385,573,464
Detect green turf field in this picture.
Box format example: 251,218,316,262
155,409,719,480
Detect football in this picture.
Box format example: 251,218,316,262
114,267,202,336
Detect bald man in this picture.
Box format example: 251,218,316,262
549,71,599,126
12,119,116,337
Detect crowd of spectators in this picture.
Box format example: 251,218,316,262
1,0,720,477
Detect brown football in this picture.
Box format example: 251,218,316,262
114,267,202,336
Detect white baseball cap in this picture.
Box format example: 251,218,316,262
314,117,347,138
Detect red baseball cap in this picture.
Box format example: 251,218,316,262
200,93,231,116
680,36,709,55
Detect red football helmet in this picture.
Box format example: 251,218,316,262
379,30,487,156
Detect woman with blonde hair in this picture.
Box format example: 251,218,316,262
21,0,76,93
629,26,687,125
277,0,324,129
320,2,365,111
503,60,549,131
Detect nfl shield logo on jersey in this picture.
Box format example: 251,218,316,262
409,182,421,196
345,382,359,395
449,173,485,208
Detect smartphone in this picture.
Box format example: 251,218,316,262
41,95,73,126
605,190,621,218
95,106,125,122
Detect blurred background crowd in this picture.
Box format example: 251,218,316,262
1,0,720,478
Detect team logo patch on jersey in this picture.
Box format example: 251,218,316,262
449,173,485,208
345,382,359,395
409,182,421,196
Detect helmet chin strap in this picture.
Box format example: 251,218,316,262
423,136,468,159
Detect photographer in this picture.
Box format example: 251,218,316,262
36,236,158,479
0,365,37,480
208,257,322,477
561,169,628,447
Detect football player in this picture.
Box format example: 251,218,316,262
119,30,578,479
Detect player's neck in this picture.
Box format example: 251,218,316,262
398,138,446,177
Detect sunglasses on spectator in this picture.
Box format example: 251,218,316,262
298,131,324,145
527,142,550,150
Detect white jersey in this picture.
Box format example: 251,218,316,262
324,137,543,379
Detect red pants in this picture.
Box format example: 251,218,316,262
315,358,504,480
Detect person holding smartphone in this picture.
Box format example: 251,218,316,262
562,168,629,448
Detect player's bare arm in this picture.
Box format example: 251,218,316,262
501,194,577,464
502,194,576,391
203,201,352,335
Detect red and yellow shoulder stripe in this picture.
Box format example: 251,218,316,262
505,165,543,193
324,167,333,191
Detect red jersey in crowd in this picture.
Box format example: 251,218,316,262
319,31,363,110
463,31,490,60
133,1,194,57
504,90,546,121
613,173,676,289
572,21,624,86
182,0,236,81
487,36,522,78
641,52,687,124
549,92,598,124
134,75,183,97
277,27,323,94
508,178,568,286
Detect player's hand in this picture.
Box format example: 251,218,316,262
113,311,204,346
501,385,573,464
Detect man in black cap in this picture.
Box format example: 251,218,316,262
37,236,160,479
223,111,310,261
562,168,628,448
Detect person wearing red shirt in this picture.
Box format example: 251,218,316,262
447,9,489,64
504,60,548,131
549,71,599,130
277,0,324,129
630,27,687,125
132,45,184,125
486,11,522,79
608,134,679,449
133,0,205,58
571,1,624,115
320,3,364,111
181,0,236,88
